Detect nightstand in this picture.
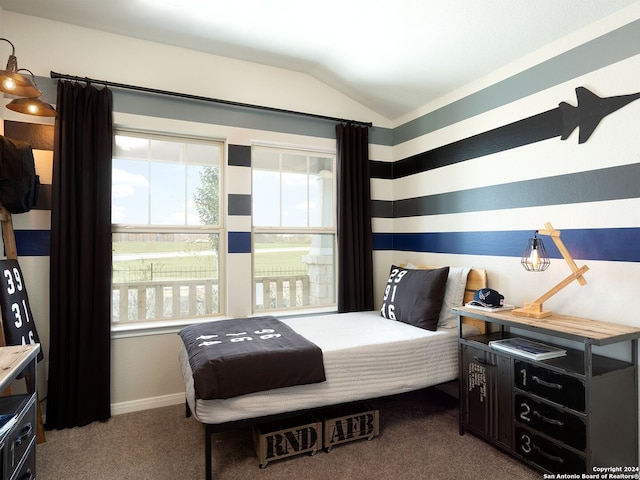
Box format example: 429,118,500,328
453,306,640,474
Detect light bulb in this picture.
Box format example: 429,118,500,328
529,247,540,269
2,77,15,91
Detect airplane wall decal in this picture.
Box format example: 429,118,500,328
374,85,640,182
559,86,640,144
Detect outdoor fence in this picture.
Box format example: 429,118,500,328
112,266,310,322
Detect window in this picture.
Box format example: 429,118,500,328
252,145,336,312
112,131,223,325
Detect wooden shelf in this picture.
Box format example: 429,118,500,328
0,345,40,388
454,306,640,346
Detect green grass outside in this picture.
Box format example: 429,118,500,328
113,241,309,282
112,241,308,254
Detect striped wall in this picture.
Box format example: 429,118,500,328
371,95,640,263
369,16,640,326
0,109,55,402
2,120,53,256
227,144,253,255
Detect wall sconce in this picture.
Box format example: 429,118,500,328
6,96,58,117
0,38,41,97
0,38,56,117
512,222,589,318
5,70,57,117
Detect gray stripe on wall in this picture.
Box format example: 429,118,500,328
36,77,393,146
394,19,640,145
371,200,393,219
109,87,391,145
375,163,640,218
228,194,252,216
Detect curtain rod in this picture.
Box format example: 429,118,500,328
50,71,372,128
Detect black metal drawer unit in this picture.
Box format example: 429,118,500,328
0,346,40,480
0,395,36,480
455,307,640,475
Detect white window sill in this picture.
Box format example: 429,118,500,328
111,306,338,339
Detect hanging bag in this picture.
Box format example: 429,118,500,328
0,135,40,213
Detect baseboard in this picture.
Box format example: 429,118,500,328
111,392,185,416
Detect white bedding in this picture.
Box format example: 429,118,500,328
180,310,477,425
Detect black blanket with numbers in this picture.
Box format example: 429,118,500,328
179,316,326,400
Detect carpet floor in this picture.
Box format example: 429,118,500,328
36,388,542,479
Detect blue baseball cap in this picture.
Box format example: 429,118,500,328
470,288,504,308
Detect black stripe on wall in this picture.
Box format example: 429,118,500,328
3,121,55,151
370,160,393,180
34,184,52,210
373,163,640,218
372,109,562,179
228,144,251,167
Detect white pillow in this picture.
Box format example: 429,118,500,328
438,266,471,328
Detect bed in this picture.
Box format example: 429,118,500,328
179,265,487,479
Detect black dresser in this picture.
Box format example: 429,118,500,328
0,345,39,480
454,306,640,475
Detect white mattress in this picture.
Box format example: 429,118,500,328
180,311,477,425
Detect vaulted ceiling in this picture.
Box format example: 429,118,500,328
1,0,638,120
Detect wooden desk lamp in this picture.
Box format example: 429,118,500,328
512,222,589,319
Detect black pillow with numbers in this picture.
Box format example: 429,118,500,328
380,265,449,331
0,259,43,361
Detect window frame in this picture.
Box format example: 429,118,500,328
251,143,337,314
111,128,226,333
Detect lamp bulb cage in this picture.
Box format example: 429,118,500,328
521,231,551,272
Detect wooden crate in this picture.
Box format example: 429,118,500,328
252,415,322,468
320,403,379,452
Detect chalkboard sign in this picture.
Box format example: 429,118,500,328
0,259,43,361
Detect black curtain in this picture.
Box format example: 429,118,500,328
336,123,374,312
46,81,113,429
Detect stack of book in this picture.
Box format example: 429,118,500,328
489,337,567,360
465,302,516,313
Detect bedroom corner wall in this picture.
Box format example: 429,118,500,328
369,4,640,457
372,4,640,330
